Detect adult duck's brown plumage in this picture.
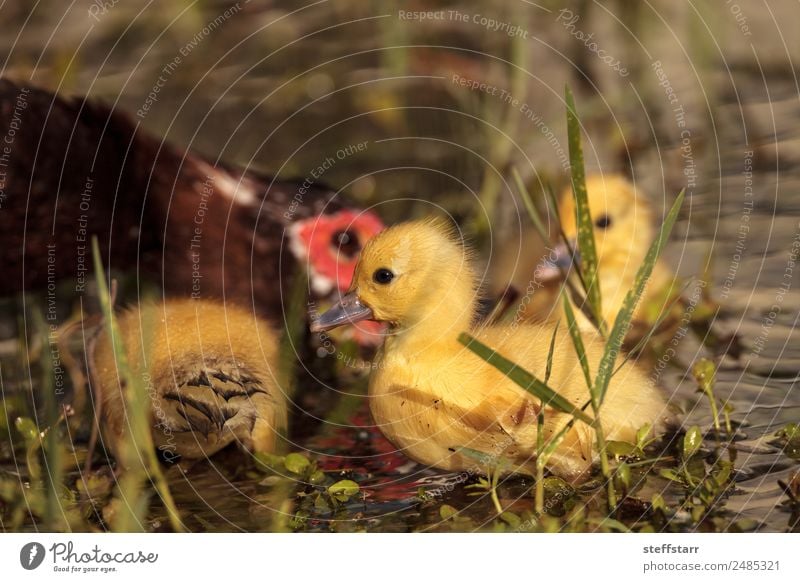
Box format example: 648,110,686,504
0,78,383,318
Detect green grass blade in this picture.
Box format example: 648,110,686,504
611,278,693,377
562,294,593,394
512,167,602,333
594,189,686,404
512,167,549,243
458,332,593,426
544,321,559,384
565,86,605,336
32,310,66,531
91,238,184,532
543,180,584,287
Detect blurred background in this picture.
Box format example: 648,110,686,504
1,0,799,532
3,1,797,287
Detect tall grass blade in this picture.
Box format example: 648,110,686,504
34,311,66,531
544,321,559,384
512,167,599,328
512,167,549,243
562,294,593,395
91,237,184,532
565,85,605,336
535,323,562,513
458,332,593,426
611,278,693,377
594,190,686,404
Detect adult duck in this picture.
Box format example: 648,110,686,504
0,78,382,319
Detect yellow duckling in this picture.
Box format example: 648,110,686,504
548,174,676,331
311,219,670,481
94,299,287,464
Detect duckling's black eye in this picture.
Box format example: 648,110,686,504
331,229,361,258
594,214,613,229
373,268,395,285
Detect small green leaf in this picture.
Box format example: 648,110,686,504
254,452,285,472
732,518,759,532
776,423,800,445
692,358,716,392
615,462,631,490
327,479,359,502
258,475,284,488
542,476,574,500
314,494,331,512
15,417,40,443
658,468,684,483
606,440,637,460
309,470,327,485
636,424,653,449
683,426,703,459
459,333,593,426
439,504,457,520
712,460,732,488
284,453,311,475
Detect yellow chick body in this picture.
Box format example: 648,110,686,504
94,299,286,463
312,220,671,481
553,174,675,331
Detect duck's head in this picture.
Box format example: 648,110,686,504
288,208,385,296
549,174,655,276
310,218,477,333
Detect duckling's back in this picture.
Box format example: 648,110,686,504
472,322,672,478
94,299,287,463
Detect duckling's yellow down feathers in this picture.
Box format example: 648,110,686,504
94,299,287,464
315,219,671,480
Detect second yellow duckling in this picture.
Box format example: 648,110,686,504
94,299,286,464
549,174,676,330
312,219,671,481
